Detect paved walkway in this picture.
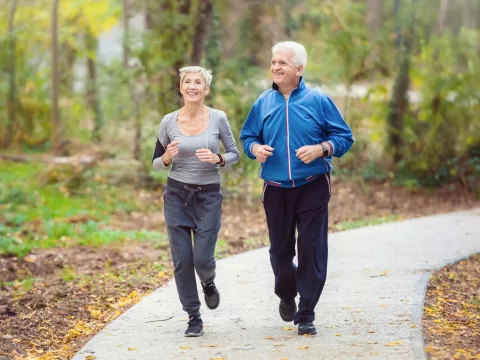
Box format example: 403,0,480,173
73,209,480,360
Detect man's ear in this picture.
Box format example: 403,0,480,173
296,65,304,77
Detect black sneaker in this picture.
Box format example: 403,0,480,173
298,321,317,335
185,316,204,337
279,299,297,322
202,282,220,310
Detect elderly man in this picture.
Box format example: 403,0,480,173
240,41,354,335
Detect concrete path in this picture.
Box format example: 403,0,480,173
73,209,480,360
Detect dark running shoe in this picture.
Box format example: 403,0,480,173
298,321,317,335
185,316,204,337
202,282,220,310
279,299,297,322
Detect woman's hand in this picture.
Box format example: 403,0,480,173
162,140,180,165
196,148,221,164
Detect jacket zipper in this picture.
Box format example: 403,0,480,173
285,98,292,182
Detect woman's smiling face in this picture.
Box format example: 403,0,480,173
180,72,209,103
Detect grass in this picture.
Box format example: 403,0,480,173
333,215,401,231
0,161,166,257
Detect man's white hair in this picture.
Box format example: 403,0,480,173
179,66,213,87
271,41,308,70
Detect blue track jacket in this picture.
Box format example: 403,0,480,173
240,78,354,188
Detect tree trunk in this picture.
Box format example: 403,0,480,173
387,0,413,165
173,0,191,107
59,42,76,95
438,0,449,33
190,0,213,65
366,0,382,79
4,0,17,148
205,6,221,104
51,0,61,155
132,89,142,161
85,30,103,143
125,0,141,161
123,0,130,68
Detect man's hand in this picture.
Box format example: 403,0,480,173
196,148,221,164
296,145,323,164
162,140,180,165
252,144,274,163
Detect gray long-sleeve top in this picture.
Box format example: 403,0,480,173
152,107,240,185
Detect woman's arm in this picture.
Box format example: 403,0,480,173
219,112,240,166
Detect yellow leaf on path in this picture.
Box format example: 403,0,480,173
265,336,274,340
368,330,376,333
274,344,285,346
385,340,404,347
283,326,293,331
411,324,417,328
210,358,225,360
85,356,96,360
296,345,309,350
180,345,191,349
335,333,341,336
200,344,219,348
127,348,136,351
370,352,377,355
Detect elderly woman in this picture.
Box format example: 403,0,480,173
152,66,240,337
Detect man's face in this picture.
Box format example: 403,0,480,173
271,51,303,89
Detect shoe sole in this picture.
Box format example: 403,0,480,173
185,329,204,337
298,329,317,336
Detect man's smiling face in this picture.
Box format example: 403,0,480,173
271,50,303,90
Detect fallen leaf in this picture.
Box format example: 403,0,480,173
370,352,377,355
411,324,417,328
200,344,219,348
385,340,404,347
335,333,341,336
283,326,293,331
127,348,136,351
85,356,96,360
296,345,309,350
368,330,375,333
180,345,191,349
274,344,285,346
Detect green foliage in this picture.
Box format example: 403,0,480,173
398,29,480,189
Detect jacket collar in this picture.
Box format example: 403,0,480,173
272,76,306,92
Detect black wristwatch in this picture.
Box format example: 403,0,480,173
320,143,329,158
216,153,225,166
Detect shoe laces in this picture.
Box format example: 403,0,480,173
202,282,216,297
188,316,202,327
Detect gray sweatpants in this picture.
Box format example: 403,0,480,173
163,177,223,318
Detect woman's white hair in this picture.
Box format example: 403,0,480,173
271,41,308,70
179,66,213,87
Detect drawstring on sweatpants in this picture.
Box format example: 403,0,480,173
184,185,202,206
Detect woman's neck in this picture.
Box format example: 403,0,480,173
182,102,204,119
